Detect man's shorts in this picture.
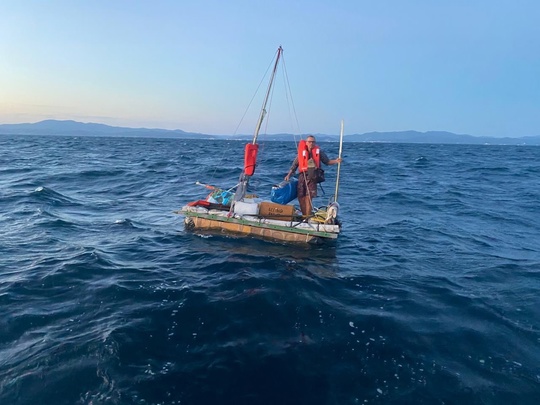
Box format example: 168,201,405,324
297,172,317,199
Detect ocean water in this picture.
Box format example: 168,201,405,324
1,134,539,405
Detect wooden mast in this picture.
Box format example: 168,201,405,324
252,46,282,145
235,46,283,201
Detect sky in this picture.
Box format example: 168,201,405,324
1,0,539,137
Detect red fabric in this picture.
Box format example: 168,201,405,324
297,140,320,172
297,140,308,172
187,200,210,207
312,146,321,168
244,143,259,176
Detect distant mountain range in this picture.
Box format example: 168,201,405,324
0,120,209,139
1,120,539,145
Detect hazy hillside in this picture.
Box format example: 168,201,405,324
1,120,539,145
0,120,216,139
346,130,540,145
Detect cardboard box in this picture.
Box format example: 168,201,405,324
259,201,296,221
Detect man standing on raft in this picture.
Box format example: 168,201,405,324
284,135,342,216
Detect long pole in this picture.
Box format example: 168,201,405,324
252,46,282,145
234,46,282,202
334,120,344,202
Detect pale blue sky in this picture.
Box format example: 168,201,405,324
1,0,539,137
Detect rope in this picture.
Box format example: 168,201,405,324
199,48,305,205
205,50,280,191
310,206,328,223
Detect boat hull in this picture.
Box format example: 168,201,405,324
181,206,340,244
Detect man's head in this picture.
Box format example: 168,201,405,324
306,136,316,149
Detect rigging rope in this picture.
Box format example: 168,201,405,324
206,50,279,190
197,47,306,207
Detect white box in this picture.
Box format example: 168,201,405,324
233,201,259,216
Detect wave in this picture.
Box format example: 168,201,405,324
31,186,82,206
1,137,540,404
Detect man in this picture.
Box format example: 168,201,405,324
284,135,342,216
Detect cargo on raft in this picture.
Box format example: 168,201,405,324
177,47,344,244
181,198,340,244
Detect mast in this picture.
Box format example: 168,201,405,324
235,46,283,202
252,46,283,145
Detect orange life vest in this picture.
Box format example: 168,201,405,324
297,140,321,172
244,143,259,176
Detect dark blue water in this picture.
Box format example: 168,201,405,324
1,135,539,404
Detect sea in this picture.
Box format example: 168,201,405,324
1,134,539,405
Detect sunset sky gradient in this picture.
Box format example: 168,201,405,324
1,0,539,137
